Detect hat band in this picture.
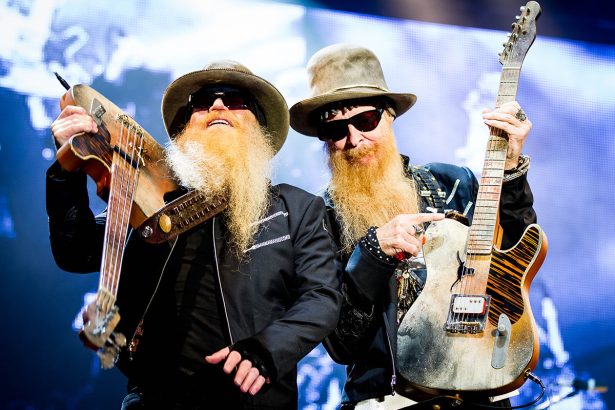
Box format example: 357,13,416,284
327,84,390,93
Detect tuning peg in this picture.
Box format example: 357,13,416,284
519,6,526,13
96,331,127,369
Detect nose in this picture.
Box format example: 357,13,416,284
209,97,229,111
345,124,363,147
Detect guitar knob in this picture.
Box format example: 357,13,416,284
141,225,153,238
112,332,127,348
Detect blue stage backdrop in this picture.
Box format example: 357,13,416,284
0,1,612,409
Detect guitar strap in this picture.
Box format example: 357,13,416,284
137,190,227,244
408,165,447,212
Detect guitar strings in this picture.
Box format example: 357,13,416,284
452,40,515,329
100,117,143,313
100,123,126,312
110,120,143,298
103,125,122,305
455,125,506,328
115,121,134,297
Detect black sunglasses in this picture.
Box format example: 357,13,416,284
187,86,254,113
317,108,385,142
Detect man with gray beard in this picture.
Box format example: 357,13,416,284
46,61,341,409
290,44,537,409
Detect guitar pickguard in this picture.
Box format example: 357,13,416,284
396,218,546,395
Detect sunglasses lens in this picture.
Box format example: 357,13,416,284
318,121,349,141
352,110,382,132
317,109,383,141
189,88,250,111
219,94,249,109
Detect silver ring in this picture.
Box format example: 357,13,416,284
515,108,527,122
413,224,424,236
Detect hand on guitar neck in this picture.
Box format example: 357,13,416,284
51,105,99,152
482,101,533,171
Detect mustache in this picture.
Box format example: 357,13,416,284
189,111,241,130
326,143,375,164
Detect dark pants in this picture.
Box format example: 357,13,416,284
121,368,243,410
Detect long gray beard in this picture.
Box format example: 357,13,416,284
165,140,227,201
164,131,274,255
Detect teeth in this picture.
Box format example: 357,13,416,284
209,119,229,126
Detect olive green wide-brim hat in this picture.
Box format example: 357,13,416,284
162,60,289,153
290,44,417,137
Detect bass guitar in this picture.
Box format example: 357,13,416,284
396,1,547,396
57,82,178,368
56,81,228,368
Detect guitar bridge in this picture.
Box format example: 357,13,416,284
445,294,491,333
97,331,127,369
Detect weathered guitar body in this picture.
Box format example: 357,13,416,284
396,1,544,396
397,218,547,395
57,84,178,227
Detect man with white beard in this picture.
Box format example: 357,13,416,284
290,44,537,409
46,60,342,409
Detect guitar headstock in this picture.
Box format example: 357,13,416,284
499,1,541,67
77,292,127,369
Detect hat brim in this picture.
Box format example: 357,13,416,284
162,68,289,153
289,89,416,137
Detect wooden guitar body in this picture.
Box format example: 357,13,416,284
397,218,547,395
54,83,179,368
56,84,178,227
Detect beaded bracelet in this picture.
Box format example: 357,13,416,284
360,226,398,264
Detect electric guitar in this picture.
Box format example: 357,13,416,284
56,83,177,368
57,82,229,368
396,1,547,396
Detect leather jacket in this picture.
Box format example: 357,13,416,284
46,161,342,409
322,158,536,404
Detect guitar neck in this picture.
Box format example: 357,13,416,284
467,67,521,254
99,148,141,305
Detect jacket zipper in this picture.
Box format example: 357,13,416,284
211,217,234,345
128,236,179,359
383,311,397,395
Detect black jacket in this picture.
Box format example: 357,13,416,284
46,162,342,409
322,160,536,404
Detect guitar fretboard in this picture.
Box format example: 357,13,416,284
98,122,143,312
467,65,521,254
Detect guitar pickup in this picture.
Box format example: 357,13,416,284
452,295,488,314
445,294,491,333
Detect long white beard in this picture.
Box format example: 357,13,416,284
165,122,274,255
165,139,227,201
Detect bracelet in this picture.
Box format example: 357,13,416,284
360,226,398,265
503,154,530,182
